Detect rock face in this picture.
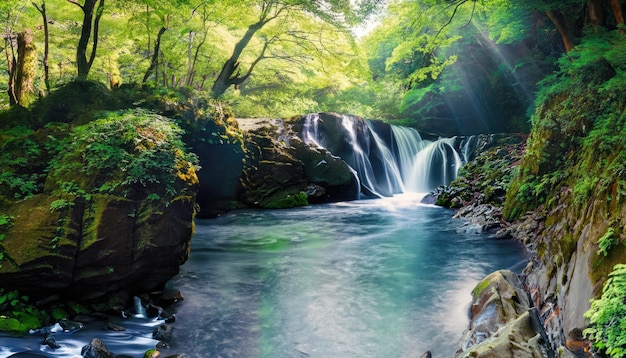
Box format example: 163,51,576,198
0,110,198,301
500,56,626,354
457,270,551,358
233,116,359,208
1,194,194,300
442,52,626,356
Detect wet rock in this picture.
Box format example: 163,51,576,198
152,324,173,341
81,338,114,358
59,319,83,332
43,333,60,349
456,311,546,358
161,311,176,324
457,270,553,358
460,270,531,350
155,290,184,308
106,322,126,331
146,303,163,319
239,127,309,208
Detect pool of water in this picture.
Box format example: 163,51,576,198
0,194,527,357
165,194,527,357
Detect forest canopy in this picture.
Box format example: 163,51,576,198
1,0,625,135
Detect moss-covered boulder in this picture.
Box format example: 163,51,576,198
235,117,358,209
460,270,531,350
0,110,199,301
31,80,119,127
239,122,309,208
457,270,550,358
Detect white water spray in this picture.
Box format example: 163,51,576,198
301,113,475,196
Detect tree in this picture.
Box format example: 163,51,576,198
67,0,105,79
14,29,38,106
210,0,362,98
33,1,50,94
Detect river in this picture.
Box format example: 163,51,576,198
0,194,526,357
165,194,526,357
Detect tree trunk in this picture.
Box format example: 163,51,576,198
15,30,38,107
546,10,575,53
210,20,267,98
142,26,167,83
71,0,105,79
587,0,604,30
4,34,18,106
610,0,625,33
34,1,50,94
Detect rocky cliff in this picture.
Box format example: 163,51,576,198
502,47,626,355
0,85,200,305
439,34,626,357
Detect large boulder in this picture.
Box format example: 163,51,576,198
235,117,358,208
0,110,198,301
457,270,551,358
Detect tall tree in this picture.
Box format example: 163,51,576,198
33,1,50,94
67,0,105,79
14,29,38,106
210,0,361,98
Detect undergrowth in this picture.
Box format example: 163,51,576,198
46,109,199,202
585,264,626,357
504,30,626,221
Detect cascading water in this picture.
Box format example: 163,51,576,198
302,113,472,196
406,138,464,192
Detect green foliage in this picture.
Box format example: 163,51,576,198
0,288,45,336
264,191,308,209
584,264,626,357
504,30,626,220
49,199,75,212
47,109,199,202
0,214,13,228
598,228,619,257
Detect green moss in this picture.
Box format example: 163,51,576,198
46,109,199,203
472,277,492,300
537,241,547,259
263,191,308,209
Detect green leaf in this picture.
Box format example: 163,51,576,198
0,317,21,332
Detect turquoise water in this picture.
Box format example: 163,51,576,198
165,195,527,357
0,195,526,357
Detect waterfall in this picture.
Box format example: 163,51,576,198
406,139,464,192
301,113,471,197
132,296,147,318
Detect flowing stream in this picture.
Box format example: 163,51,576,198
0,195,526,358
0,117,521,357
164,194,526,357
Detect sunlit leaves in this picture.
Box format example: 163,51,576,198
585,264,626,357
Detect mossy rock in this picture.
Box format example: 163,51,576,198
263,191,308,209
32,80,119,127
45,109,199,202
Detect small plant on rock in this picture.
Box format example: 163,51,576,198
584,264,626,357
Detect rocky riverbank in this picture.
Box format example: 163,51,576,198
431,56,626,358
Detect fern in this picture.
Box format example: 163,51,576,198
584,264,626,357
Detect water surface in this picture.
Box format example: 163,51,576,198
165,195,527,357
0,195,526,357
